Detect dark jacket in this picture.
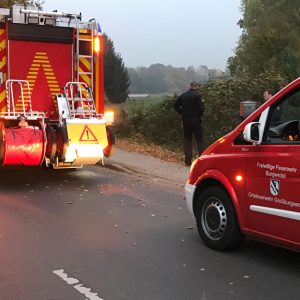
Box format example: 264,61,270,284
173,88,204,119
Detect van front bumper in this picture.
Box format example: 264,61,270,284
185,183,196,215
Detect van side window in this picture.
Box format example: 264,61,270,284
265,88,300,144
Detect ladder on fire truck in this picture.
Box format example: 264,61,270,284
64,81,97,118
75,19,98,92
3,79,44,119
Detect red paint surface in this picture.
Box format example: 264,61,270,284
9,40,72,119
3,127,44,165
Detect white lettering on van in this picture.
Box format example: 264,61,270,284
275,165,297,173
256,162,297,179
248,192,300,209
265,171,286,179
256,162,275,171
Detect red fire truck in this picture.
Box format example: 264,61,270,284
0,5,114,169
185,77,300,251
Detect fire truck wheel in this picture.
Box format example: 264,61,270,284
45,126,57,160
103,127,115,158
195,186,243,251
56,126,68,161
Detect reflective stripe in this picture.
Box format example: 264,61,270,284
250,205,300,221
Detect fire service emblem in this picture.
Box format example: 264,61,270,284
270,179,280,196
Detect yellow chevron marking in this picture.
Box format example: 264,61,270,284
0,40,5,49
33,60,50,64
35,56,48,59
14,52,61,109
0,57,6,69
0,88,6,112
80,74,91,85
0,90,5,100
80,57,91,70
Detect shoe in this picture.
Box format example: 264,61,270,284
185,162,191,167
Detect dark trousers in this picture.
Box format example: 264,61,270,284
182,117,203,165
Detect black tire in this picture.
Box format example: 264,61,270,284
41,160,54,170
45,126,57,160
195,186,243,251
103,127,115,158
56,126,69,161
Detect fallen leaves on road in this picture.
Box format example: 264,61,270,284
116,137,184,163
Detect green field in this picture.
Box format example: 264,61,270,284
126,94,170,113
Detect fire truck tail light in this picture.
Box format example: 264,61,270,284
104,110,114,125
235,175,243,182
94,36,100,53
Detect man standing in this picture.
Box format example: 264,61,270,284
263,89,274,102
263,89,282,123
174,81,204,166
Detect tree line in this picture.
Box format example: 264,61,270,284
128,64,228,94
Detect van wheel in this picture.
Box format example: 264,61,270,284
195,186,243,251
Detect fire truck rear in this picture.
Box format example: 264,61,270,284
0,5,114,169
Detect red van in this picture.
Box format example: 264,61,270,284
185,78,300,251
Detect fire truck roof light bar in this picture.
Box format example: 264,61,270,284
20,9,82,20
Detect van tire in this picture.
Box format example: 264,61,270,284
195,186,243,251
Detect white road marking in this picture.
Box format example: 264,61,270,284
53,269,103,300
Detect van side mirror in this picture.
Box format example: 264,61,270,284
243,122,261,144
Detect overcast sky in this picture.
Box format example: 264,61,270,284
43,0,242,70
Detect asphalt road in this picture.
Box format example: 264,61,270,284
0,165,300,300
